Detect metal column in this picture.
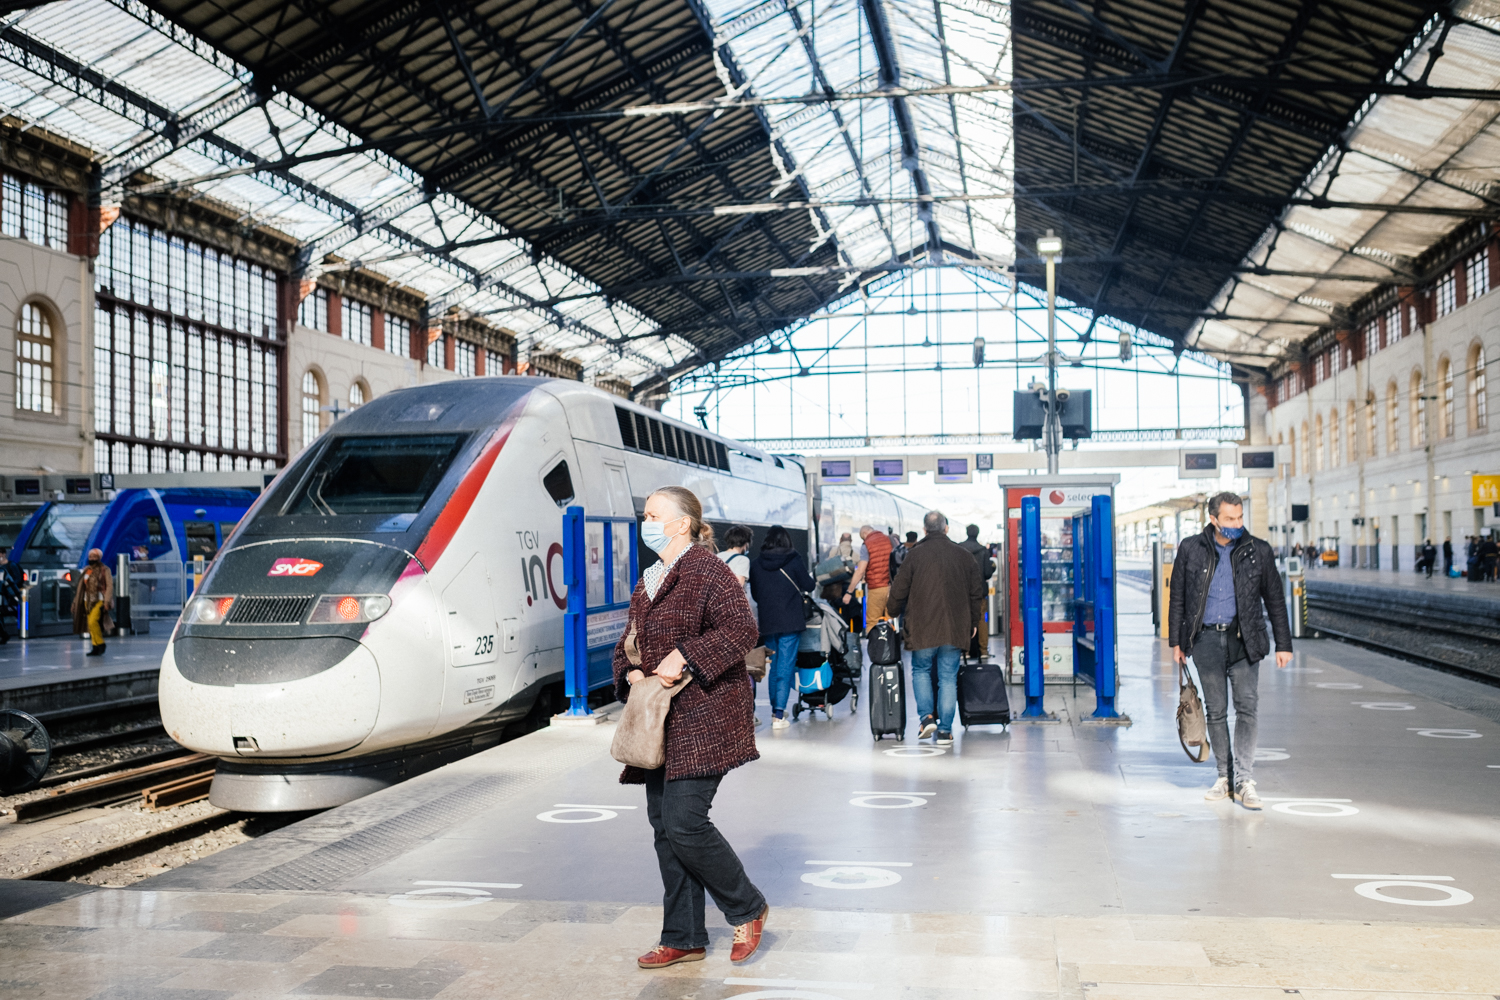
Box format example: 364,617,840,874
1087,493,1128,723
561,505,592,717
1019,496,1051,719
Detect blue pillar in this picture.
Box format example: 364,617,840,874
1020,496,1048,718
562,505,591,716
1090,493,1122,719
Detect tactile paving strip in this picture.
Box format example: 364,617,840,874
231,731,609,891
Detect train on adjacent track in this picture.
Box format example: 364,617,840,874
157,376,924,811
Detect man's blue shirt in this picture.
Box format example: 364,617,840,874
1204,538,1237,624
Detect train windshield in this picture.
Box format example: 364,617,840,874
283,435,467,516
20,503,107,566
0,506,34,552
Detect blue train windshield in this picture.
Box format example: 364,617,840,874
20,503,107,567
0,506,34,551
282,435,467,516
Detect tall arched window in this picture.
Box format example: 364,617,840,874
1471,344,1488,431
349,381,365,407
301,370,323,447
1387,382,1400,453
1315,414,1325,470
15,302,54,413
1300,421,1309,475
1365,391,1377,458
1287,428,1296,476
1440,358,1454,438
1347,399,1358,463
1329,410,1340,467
1411,370,1427,447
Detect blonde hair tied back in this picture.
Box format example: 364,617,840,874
650,486,711,547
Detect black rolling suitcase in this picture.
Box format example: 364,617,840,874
957,661,1010,728
869,660,906,740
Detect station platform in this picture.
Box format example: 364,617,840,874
3,589,1499,998
1307,564,1500,601
0,634,168,718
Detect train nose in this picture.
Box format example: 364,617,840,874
160,636,381,757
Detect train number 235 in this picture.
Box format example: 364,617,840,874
474,634,495,655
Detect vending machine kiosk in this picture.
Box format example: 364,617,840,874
999,475,1123,720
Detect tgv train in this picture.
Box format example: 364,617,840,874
160,377,808,809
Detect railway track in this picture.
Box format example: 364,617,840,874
1306,601,1500,688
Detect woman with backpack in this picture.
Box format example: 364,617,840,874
748,525,815,730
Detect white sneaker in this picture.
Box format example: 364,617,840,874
1236,780,1262,810
1204,777,1230,801
771,716,790,730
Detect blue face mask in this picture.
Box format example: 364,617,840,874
1217,524,1245,541
641,517,682,554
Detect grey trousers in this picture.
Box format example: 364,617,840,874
1191,629,1260,784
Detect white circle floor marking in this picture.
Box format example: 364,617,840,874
800,866,903,890
1353,701,1416,711
1313,682,1363,689
849,791,935,809
388,887,490,909
1332,874,1473,907
1255,747,1290,761
536,803,639,823
1407,728,1483,739
1264,798,1358,817
882,745,947,757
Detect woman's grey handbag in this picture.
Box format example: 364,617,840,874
1177,662,1210,763
611,626,693,770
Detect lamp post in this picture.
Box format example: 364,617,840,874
1036,229,1064,474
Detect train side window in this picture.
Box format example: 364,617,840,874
219,522,238,544
663,423,678,460
773,456,784,468
543,461,575,506
635,413,651,452
147,516,164,545
694,434,708,466
686,433,701,465
715,442,728,470
675,427,688,463
615,407,636,449
648,419,665,456
184,520,218,557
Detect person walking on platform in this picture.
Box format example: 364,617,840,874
887,511,984,746
1443,537,1454,577
1169,492,1294,810
842,525,893,629
0,552,22,644
1481,535,1500,581
72,548,114,656
613,487,769,969
1420,539,1437,579
748,525,815,730
959,524,995,659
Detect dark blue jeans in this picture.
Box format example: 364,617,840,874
1192,629,1260,783
764,631,800,716
645,768,766,949
911,644,961,732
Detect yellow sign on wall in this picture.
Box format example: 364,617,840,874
1473,475,1500,506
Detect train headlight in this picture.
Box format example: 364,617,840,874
186,596,236,624
309,594,391,624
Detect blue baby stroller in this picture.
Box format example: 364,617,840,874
789,599,860,720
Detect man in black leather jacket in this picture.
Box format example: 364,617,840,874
1169,492,1293,810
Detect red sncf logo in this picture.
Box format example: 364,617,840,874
268,557,323,577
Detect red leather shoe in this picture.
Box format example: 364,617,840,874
730,904,769,963
637,945,706,969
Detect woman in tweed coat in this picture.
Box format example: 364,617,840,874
613,486,769,970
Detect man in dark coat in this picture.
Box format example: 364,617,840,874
1443,537,1454,577
0,552,22,643
958,524,995,659
887,511,984,745
1169,492,1293,811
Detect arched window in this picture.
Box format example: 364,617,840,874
1365,391,1377,458
1299,421,1309,475
15,302,54,413
1347,399,1358,463
1315,414,1325,471
301,370,324,447
1440,358,1454,437
349,381,365,407
1471,343,1488,431
1329,410,1340,468
1387,382,1400,453
1411,370,1427,447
